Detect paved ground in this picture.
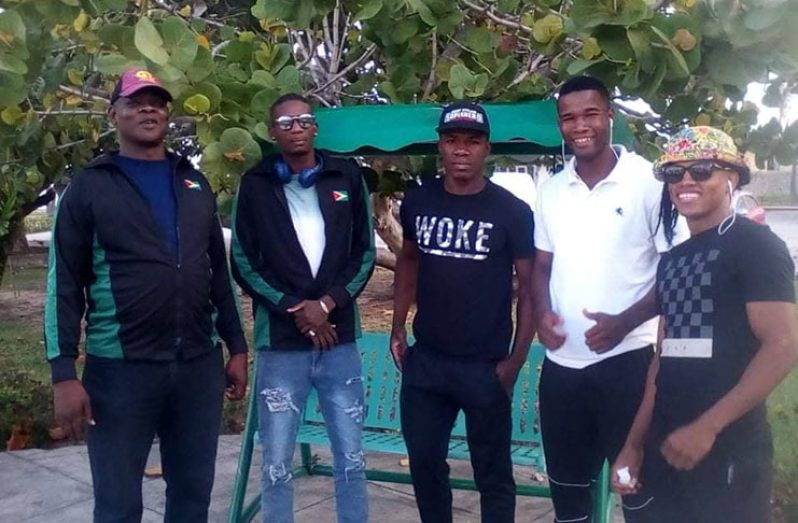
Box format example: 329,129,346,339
0,435,626,522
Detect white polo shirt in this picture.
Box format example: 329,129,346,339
534,146,685,369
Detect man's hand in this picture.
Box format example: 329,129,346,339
538,310,566,350
583,309,628,353
225,353,248,401
306,321,338,350
495,358,522,395
611,443,644,495
288,300,329,332
390,327,408,371
660,419,717,470
53,380,94,440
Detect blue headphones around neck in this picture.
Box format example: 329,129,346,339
274,153,324,188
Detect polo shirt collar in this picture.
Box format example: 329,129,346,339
566,145,630,186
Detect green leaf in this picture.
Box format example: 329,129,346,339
201,127,263,183
497,0,521,11
448,63,474,99
391,18,418,45
354,0,384,21
0,71,26,108
250,88,280,118
626,29,654,73
532,14,564,44
188,82,223,111
650,26,689,77
268,44,292,72
183,94,211,115
706,46,747,89
566,57,604,76
161,17,198,71
253,121,270,141
0,10,28,60
1,105,23,126
465,27,500,53
275,66,302,93
186,46,213,83
134,17,169,66
95,53,144,75
743,7,782,31
250,70,277,89
0,55,27,75
406,0,437,27
665,95,700,123
597,28,634,62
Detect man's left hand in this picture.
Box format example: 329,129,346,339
660,419,717,470
288,300,328,332
495,358,522,395
583,309,628,353
225,353,248,401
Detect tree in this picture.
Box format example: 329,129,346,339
1,0,797,279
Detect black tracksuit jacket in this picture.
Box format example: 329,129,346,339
44,153,247,383
230,150,375,350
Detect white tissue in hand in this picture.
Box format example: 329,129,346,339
617,466,632,486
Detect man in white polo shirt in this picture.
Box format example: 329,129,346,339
532,76,686,522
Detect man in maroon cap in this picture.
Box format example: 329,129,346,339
44,68,248,522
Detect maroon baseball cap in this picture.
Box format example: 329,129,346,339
110,68,172,104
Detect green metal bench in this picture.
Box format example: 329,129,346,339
228,332,614,522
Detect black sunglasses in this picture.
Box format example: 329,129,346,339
655,161,736,184
273,113,316,131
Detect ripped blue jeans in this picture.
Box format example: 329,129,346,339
256,343,368,523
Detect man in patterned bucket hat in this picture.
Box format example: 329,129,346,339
612,126,797,522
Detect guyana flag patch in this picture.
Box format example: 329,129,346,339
184,179,202,191
332,190,349,202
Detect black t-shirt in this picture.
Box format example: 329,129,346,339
654,217,795,447
400,177,535,360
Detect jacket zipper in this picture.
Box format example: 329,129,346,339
171,160,183,355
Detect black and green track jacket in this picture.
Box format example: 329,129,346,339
231,150,375,350
44,153,247,384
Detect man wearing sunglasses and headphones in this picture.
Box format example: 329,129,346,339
231,93,375,523
611,126,798,522
532,76,688,523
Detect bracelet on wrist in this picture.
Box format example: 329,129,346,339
319,299,330,315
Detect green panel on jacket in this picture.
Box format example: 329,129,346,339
86,235,123,358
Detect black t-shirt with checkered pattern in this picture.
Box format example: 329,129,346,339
654,217,795,448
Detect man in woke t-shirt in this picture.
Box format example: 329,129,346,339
390,101,536,523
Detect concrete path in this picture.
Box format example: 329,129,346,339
0,435,624,522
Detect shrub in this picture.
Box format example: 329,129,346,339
0,369,52,450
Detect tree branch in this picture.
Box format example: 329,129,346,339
460,0,534,34
309,43,378,95
55,129,115,151
58,85,110,103
422,30,438,101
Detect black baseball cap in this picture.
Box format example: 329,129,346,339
436,101,490,136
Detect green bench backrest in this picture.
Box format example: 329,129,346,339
303,332,545,448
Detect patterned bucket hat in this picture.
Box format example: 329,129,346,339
653,126,750,185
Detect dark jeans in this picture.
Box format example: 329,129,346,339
631,427,773,523
83,349,225,523
400,346,515,523
539,348,653,523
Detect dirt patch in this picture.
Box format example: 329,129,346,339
0,290,45,326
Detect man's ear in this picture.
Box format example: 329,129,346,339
107,103,117,126
727,170,740,192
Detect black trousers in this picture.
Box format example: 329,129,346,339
83,349,225,523
400,346,515,523
539,348,653,523
631,425,773,523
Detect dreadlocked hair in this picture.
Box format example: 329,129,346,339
656,183,679,247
